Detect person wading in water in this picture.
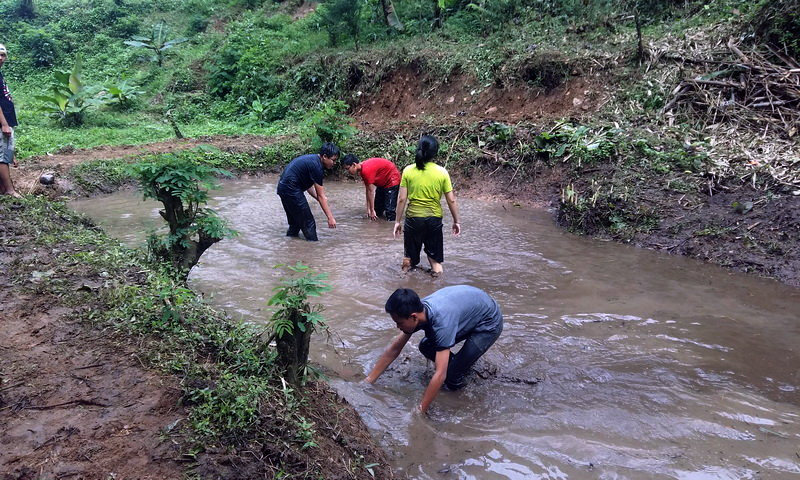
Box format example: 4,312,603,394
276,142,339,241
365,286,503,414
341,154,401,221
393,135,460,277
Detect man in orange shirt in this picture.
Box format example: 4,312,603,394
342,154,401,221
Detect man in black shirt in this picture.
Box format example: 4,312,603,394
0,44,20,198
276,142,339,241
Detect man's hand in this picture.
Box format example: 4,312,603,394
393,221,402,238
327,216,337,229
452,223,461,236
1,124,11,137
12,156,18,168
367,209,378,221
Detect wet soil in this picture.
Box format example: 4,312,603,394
0,269,185,477
637,186,800,287
0,199,396,479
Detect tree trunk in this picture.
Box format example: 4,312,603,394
433,1,442,29
380,0,404,31
634,6,644,63
275,311,312,385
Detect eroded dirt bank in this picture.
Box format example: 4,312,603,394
0,208,186,478
0,197,395,479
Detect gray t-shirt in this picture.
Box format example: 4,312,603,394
418,285,502,350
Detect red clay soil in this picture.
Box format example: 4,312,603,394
353,66,606,129
0,295,185,480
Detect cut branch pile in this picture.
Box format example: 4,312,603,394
662,39,800,137
653,36,800,191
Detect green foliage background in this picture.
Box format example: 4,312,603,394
0,0,789,162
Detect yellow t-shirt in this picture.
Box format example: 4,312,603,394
400,162,453,218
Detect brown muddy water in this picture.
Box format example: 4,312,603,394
71,177,800,480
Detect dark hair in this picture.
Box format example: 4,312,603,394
320,142,340,158
385,288,424,319
341,153,359,167
414,135,439,170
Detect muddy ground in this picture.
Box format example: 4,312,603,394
0,222,186,478
0,199,395,479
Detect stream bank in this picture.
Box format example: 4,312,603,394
0,196,394,479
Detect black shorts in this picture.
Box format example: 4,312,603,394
403,216,443,265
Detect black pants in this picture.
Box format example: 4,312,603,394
418,321,503,390
278,191,318,241
374,185,399,221
403,216,443,266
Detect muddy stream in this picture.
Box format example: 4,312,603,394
71,177,800,479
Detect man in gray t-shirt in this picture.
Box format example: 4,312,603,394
364,285,503,414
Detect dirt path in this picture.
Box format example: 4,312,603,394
13,134,275,196
0,294,185,479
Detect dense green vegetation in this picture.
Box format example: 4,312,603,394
2,0,785,158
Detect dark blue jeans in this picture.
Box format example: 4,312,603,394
418,320,503,390
278,191,318,241
374,185,399,221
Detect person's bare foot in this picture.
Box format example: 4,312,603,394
9,191,22,198
401,257,411,272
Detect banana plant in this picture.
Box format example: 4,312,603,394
103,78,143,109
124,23,187,66
380,0,403,31
35,57,102,126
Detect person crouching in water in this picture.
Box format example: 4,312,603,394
393,135,461,276
276,142,339,241
364,286,503,414
341,154,401,221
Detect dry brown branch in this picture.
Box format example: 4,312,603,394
656,38,800,190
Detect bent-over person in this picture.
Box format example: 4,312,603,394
342,154,401,221
365,285,503,414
